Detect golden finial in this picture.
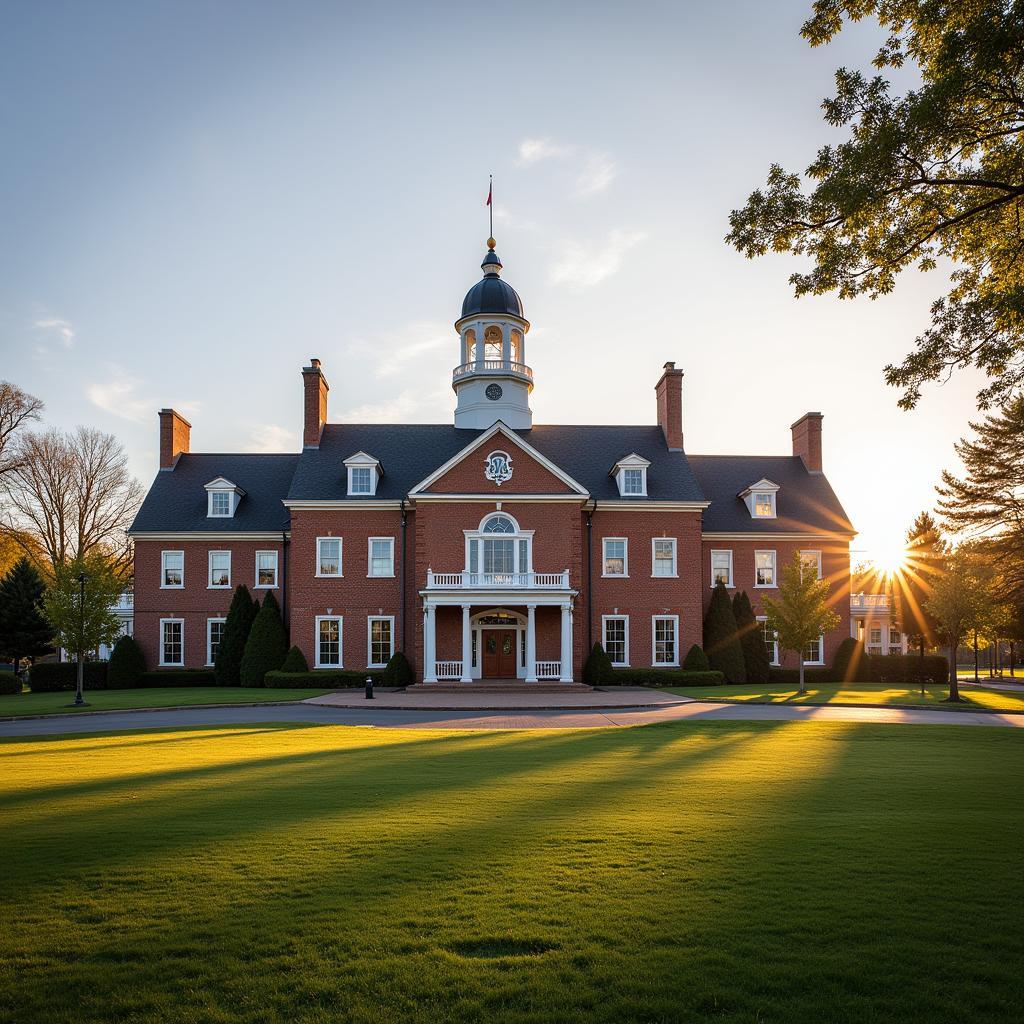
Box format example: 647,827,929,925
487,237,496,250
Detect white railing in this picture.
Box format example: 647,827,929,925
535,661,561,680
452,359,533,381
851,593,889,610
426,570,570,589
112,592,133,611
434,660,464,680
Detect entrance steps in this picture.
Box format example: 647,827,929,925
406,680,593,694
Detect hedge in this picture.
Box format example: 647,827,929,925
263,669,384,689
606,668,726,686
0,670,22,696
28,661,109,692
138,669,217,688
767,666,837,686
867,653,948,686
583,643,615,685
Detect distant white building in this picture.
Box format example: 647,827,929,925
850,591,908,655
59,591,134,662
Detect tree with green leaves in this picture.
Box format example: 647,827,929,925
43,554,124,702
215,585,258,686
0,556,52,674
894,511,947,655
727,1,1024,411
703,582,746,684
762,553,841,695
240,591,288,686
733,590,772,684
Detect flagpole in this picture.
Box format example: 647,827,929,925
489,174,493,239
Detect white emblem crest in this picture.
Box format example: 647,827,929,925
484,450,513,486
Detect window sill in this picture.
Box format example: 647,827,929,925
254,584,279,590
653,663,680,669
315,574,344,579
602,574,629,579
367,574,397,579
651,574,679,579
160,585,185,590
207,585,231,590
753,584,777,589
710,584,735,590
159,663,184,669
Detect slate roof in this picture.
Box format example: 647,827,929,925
688,455,855,536
130,454,299,533
285,424,706,503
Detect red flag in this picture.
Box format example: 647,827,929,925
486,184,492,206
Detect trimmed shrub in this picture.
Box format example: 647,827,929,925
703,582,746,683
832,637,870,683
606,668,726,686
107,636,147,689
280,646,310,673
215,585,258,686
733,591,771,684
240,591,288,686
0,670,22,695
583,643,615,685
382,651,414,686
263,669,384,689
28,661,108,692
682,644,710,671
868,653,947,686
767,666,836,686
138,669,216,688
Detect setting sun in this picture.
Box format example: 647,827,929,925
870,541,910,578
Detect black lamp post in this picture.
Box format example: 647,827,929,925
72,571,88,707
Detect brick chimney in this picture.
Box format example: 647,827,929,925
791,412,823,472
302,358,329,448
655,362,684,452
158,409,191,470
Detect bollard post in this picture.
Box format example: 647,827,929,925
365,675,374,699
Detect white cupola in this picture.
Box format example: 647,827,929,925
452,238,533,429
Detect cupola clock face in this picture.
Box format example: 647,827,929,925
485,383,503,401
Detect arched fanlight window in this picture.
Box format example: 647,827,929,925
482,514,515,534
484,325,503,361
467,513,532,577
464,328,477,363
510,329,523,364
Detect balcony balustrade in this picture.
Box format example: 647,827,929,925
850,593,890,611
452,359,533,384
426,570,570,590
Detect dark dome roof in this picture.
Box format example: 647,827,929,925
461,276,525,319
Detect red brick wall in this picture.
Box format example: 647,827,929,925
425,442,573,494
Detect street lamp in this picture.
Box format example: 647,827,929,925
72,571,88,707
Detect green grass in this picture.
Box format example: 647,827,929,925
1,721,1022,1022
665,681,1024,711
0,687,332,718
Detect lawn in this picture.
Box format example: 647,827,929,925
1,721,1022,1022
665,681,1024,712
0,686,333,718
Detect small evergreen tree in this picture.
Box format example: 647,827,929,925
703,582,746,683
682,644,710,671
279,645,309,673
215,585,258,686
240,591,288,686
733,590,771,684
107,635,146,688
583,643,615,685
0,557,52,674
382,651,413,685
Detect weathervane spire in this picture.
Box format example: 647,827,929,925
486,174,493,243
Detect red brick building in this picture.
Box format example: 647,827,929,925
130,239,855,682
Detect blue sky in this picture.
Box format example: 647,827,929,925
0,0,982,564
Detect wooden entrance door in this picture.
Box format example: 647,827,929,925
481,629,517,678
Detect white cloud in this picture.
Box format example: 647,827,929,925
549,229,647,289
517,138,573,165
575,153,617,197
245,423,296,452
33,316,75,350
87,373,151,423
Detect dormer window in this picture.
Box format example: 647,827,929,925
610,453,651,498
739,479,780,519
205,477,244,518
344,452,381,496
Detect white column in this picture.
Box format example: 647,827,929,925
559,604,573,682
525,604,538,683
423,604,437,682
461,604,472,682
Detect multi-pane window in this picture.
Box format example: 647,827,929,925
317,538,342,576
207,618,226,665
653,616,678,666
652,538,677,577
623,468,644,495
317,617,342,667
755,550,776,587
161,619,183,666
603,538,627,576
208,551,231,588
368,617,394,667
468,515,530,577
349,466,373,494
256,550,278,588
603,617,628,666
753,492,774,517
711,549,733,587
161,551,184,588
804,635,824,664
760,618,779,665
888,628,902,655
209,491,232,517
800,550,822,580
368,538,394,577
868,627,882,652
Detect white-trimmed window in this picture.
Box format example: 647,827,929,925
868,626,882,653
160,618,184,666
710,549,733,588
208,550,231,589
367,616,395,668
753,492,775,517
161,550,184,589
316,616,343,667
209,491,232,517
207,618,226,666
755,550,776,588
255,550,278,588
205,477,243,518
623,469,644,494
603,538,628,577
888,627,902,655
368,537,395,578
652,615,679,667
804,635,824,665
466,513,532,577
611,453,651,497
344,452,381,496
740,479,780,519
800,550,823,580
602,616,629,666
317,537,342,577
651,537,677,578
758,616,779,666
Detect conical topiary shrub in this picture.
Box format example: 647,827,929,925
383,651,414,685
240,591,288,686
733,590,771,684
583,643,615,685
215,585,258,686
682,644,710,671
107,635,147,689
279,645,309,674
703,581,747,683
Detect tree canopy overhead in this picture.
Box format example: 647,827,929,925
727,0,1024,410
